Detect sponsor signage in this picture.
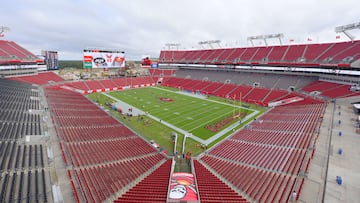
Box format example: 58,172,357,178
83,49,125,68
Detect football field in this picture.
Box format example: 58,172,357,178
107,86,253,140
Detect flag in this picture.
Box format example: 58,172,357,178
336,35,340,39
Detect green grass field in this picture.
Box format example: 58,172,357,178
107,86,253,139
88,86,265,158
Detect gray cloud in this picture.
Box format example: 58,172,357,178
1,0,359,60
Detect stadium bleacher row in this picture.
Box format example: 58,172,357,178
0,169,48,203
0,79,48,203
9,72,64,85
301,80,360,98
161,76,325,106
65,138,158,167
67,154,166,203
194,160,249,203
59,125,135,143
114,159,172,203
45,86,169,202
0,142,45,171
67,76,156,93
0,79,42,140
0,122,41,140
174,69,320,90
159,40,360,66
148,68,176,77
0,40,38,62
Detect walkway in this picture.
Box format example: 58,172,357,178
301,96,360,203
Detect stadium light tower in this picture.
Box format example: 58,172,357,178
198,41,207,49
165,43,181,50
247,33,284,46
208,40,221,48
335,22,360,41
0,26,10,37
198,40,221,49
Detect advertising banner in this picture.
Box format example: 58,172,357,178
83,49,125,68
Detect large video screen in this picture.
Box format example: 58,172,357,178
42,50,59,70
83,49,125,68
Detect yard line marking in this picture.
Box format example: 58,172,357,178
187,110,232,132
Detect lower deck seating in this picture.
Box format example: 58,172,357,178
194,160,249,203
45,86,167,202
302,80,360,98
195,103,325,202
114,159,172,203
164,75,321,106
9,71,64,85
0,79,48,203
65,76,156,93
199,156,297,203
0,169,48,203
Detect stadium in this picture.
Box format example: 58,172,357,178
1,17,360,203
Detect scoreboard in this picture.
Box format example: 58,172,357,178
41,50,59,70
83,49,125,69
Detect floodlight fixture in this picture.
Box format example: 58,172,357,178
335,22,360,41
247,33,284,46
165,43,181,50
198,40,221,49
0,26,10,37
198,41,207,49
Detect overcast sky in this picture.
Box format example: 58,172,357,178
1,0,359,60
